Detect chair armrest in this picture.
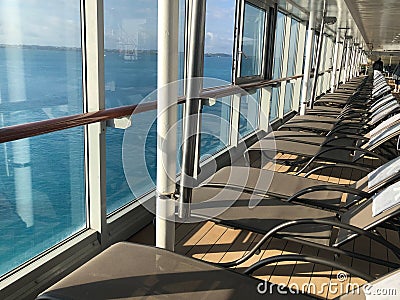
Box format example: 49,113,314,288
244,254,374,282
302,163,370,178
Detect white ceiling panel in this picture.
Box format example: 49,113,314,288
277,0,400,51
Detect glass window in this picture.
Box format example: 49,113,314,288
239,90,260,137
0,0,84,277
200,97,231,158
269,12,286,121
204,0,235,83
239,3,266,77
284,83,294,114
0,127,85,276
104,0,158,109
317,37,327,95
284,19,299,114
286,19,299,77
269,87,280,121
118,110,157,210
272,12,286,79
0,1,82,127
104,0,185,213
104,0,157,213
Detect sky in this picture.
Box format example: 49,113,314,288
0,0,235,54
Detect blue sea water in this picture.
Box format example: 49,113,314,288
0,47,233,275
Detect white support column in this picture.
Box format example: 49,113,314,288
349,42,356,80
293,22,307,112
343,40,351,83
358,47,363,76
324,38,330,93
352,46,358,77
3,2,33,228
300,11,315,115
325,37,332,92
156,0,179,250
355,47,361,76
82,0,107,245
259,87,272,131
317,36,327,96
336,41,344,86
331,32,340,92
230,94,241,146
355,47,360,76
349,44,355,80
278,15,292,119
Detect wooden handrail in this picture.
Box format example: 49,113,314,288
0,74,304,143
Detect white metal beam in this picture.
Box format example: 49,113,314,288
292,22,307,112
156,0,179,250
82,0,107,245
331,32,340,92
299,10,315,115
278,15,292,118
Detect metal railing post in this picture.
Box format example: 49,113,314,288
309,15,326,109
330,31,340,92
179,0,206,220
156,0,179,250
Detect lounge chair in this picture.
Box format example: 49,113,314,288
245,119,400,172
197,155,400,211
36,241,377,300
191,179,400,270
37,179,400,299
280,90,399,133
261,113,400,148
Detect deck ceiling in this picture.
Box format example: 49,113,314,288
346,0,400,51
278,0,400,52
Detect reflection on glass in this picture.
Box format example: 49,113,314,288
106,127,135,213
0,1,82,127
104,0,158,108
0,1,84,276
239,90,260,137
269,12,286,121
117,110,157,211
272,12,286,80
204,0,235,83
201,97,231,158
269,87,280,121
104,0,186,214
286,19,299,77
240,3,266,77
317,38,327,95
284,83,294,114
0,127,85,276
284,19,299,113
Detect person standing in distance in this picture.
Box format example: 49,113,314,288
392,62,400,93
372,57,384,71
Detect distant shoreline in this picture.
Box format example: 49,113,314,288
0,44,231,57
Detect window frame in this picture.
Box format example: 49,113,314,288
233,0,274,84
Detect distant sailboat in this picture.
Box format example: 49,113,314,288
123,48,138,61
117,24,139,62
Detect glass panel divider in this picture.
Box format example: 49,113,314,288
230,94,241,146
259,86,272,130
277,14,291,119
292,22,306,112
82,0,108,246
